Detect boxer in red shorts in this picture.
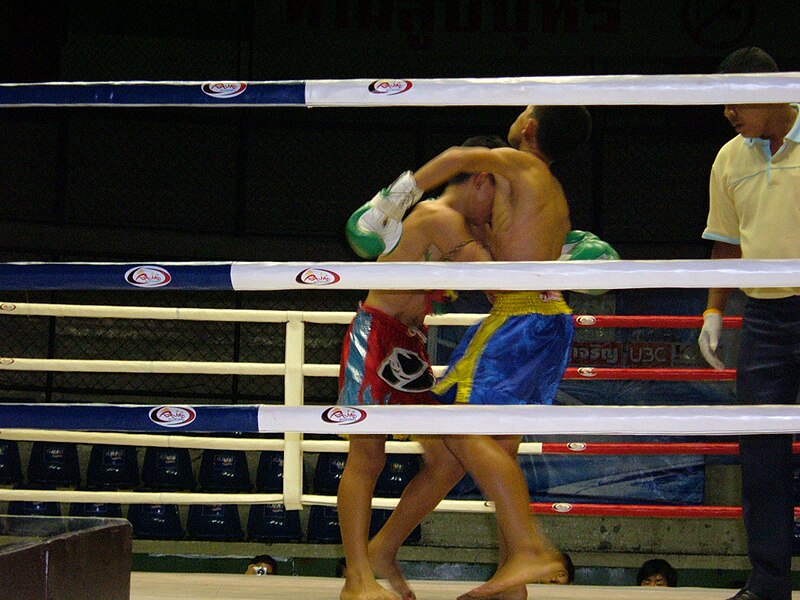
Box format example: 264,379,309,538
337,135,503,600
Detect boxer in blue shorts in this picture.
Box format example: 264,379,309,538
433,291,573,407
367,106,607,600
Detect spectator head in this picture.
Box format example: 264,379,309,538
637,558,678,587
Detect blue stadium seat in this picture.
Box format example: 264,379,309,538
313,453,348,495
8,485,61,517
247,503,302,542
69,500,122,518
793,518,800,555
86,444,139,489
140,447,195,491
446,472,481,499
255,451,284,493
187,504,243,541
369,508,421,544
375,454,420,498
127,504,184,540
198,449,251,493
27,442,80,487
306,505,342,544
0,440,23,485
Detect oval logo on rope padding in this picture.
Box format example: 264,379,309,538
201,82,247,98
321,406,367,425
295,268,340,285
149,405,197,428
125,266,172,288
368,80,413,95
552,502,573,513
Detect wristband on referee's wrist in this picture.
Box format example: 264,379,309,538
703,308,723,318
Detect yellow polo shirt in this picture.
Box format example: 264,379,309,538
703,104,800,299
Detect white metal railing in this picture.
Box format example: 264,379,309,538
0,301,489,510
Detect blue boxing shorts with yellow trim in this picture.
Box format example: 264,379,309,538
432,291,574,405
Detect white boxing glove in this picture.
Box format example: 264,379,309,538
345,171,423,259
698,309,725,370
371,171,423,221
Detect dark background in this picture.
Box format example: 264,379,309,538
2,0,799,265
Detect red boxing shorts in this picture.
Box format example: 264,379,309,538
338,303,437,406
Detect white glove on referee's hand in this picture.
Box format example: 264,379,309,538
698,310,725,371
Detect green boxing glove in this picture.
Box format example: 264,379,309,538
346,171,423,259
558,230,620,295
560,229,598,256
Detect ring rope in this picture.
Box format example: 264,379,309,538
1,303,739,380
8,429,796,456
0,359,735,381
538,442,800,455
1,301,744,329
563,367,736,381
528,504,800,519
1,258,799,291
1,73,799,107
4,481,793,519
1,403,798,436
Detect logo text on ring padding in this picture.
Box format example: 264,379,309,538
201,82,248,98
321,406,367,425
296,268,341,285
125,266,172,288
368,80,413,95
149,405,197,428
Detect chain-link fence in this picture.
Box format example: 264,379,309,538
0,289,364,405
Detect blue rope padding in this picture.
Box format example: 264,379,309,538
0,403,259,432
0,82,306,106
0,263,234,291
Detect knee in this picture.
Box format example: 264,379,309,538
424,451,464,481
346,450,387,481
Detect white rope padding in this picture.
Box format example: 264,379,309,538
304,74,800,106
254,405,800,436
230,258,800,290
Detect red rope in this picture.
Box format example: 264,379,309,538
563,367,736,380
535,315,752,519
572,315,742,328
539,441,800,455
530,502,800,518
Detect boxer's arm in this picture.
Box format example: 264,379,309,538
413,146,530,193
